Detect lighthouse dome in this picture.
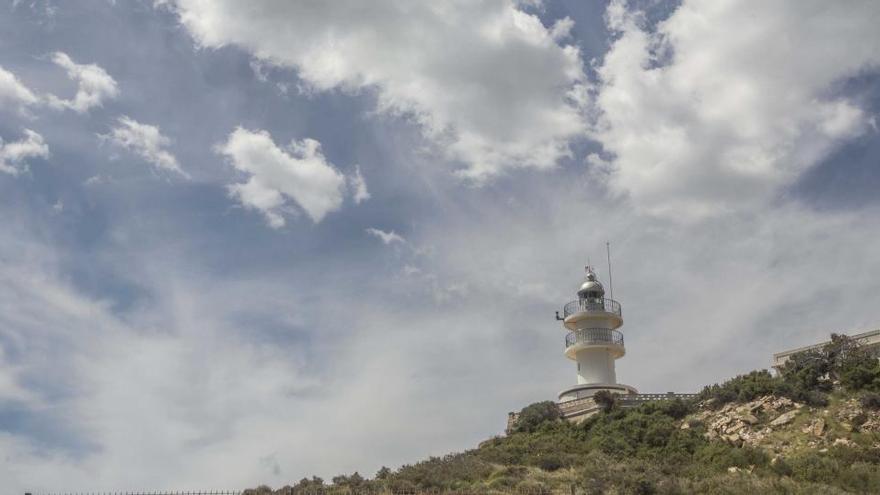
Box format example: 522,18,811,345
577,267,605,296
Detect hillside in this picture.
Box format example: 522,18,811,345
245,335,880,494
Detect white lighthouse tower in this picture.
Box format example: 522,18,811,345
557,266,637,402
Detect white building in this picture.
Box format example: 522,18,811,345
557,267,637,408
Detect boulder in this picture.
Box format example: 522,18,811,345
712,416,733,430
740,413,759,425
727,422,745,434
725,433,743,446
810,419,826,437
770,410,798,427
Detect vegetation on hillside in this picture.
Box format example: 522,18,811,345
246,334,880,494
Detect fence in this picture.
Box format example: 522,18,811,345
617,392,699,404
561,298,622,318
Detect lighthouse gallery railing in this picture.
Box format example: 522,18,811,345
565,328,624,348
563,298,622,318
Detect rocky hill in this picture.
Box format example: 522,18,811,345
693,394,880,454
246,334,880,494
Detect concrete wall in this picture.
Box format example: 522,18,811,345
576,347,616,384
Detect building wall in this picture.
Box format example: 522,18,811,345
576,348,617,384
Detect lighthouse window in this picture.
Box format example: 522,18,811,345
577,363,580,371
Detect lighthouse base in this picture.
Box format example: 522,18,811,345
558,382,638,402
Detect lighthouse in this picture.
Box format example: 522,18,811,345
557,266,637,402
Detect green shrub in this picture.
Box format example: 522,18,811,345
512,401,562,433
391,454,494,491
787,452,840,484
584,402,703,462
781,333,880,396
838,462,880,493
693,441,768,473
860,391,880,410
593,390,616,413
770,457,793,477
699,370,780,406
535,453,565,472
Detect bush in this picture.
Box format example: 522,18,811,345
701,334,880,408
693,441,768,473
535,454,565,472
787,452,840,484
860,391,880,410
584,402,704,462
390,454,495,491
512,401,562,433
839,352,880,392
286,476,325,495
699,370,780,406
781,333,880,395
593,390,616,413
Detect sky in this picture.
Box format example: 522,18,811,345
1,0,880,491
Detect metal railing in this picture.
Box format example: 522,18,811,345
562,298,621,318
564,328,624,348
616,393,699,406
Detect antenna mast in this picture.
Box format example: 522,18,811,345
606,241,614,301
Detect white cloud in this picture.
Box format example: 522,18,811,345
349,165,370,204
591,0,880,219
0,129,49,175
365,227,405,245
46,52,118,113
218,128,346,226
166,0,588,181
101,116,187,177
0,66,39,113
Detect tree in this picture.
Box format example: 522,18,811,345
593,390,616,413
512,401,561,433
375,465,392,480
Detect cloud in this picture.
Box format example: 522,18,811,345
166,0,588,181
218,128,347,226
101,116,187,177
46,52,118,113
0,129,49,175
0,66,39,113
365,227,405,245
590,0,880,219
0,221,324,491
349,165,370,204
